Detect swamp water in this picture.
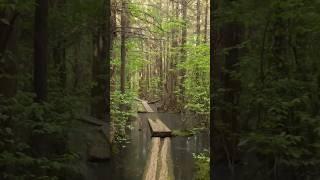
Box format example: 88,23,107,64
86,112,209,180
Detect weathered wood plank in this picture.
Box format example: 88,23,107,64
148,118,172,137
143,138,174,180
137,101,148,113
143,138,161,180
136,98,154,113
158,138,174,180
142,100,154,112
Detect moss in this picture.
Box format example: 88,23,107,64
172,127,206,137
172,129,195,137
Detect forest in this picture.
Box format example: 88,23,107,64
0,0,209,179
2,0,320,180
213,0,320,180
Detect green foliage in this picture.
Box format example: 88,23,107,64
193,152,210,180
0,0,35,13
1,0,111,179
111,90,138,142
172,127,205,137
0,92,82,179
179,43,210,113
215,0,320,178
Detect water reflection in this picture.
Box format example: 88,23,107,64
87,112,209,180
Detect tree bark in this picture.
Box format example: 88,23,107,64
34,0,49,102
204,0,208,43
91,0,111,122
218,21,242,175
91,0,112,122
52,0,66,88
105,0,111,123
0,11,18,97
120,0,127,94
163,0,179,111
179,0,187,105
196,0,201,45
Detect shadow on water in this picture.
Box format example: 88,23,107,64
86,112,209,180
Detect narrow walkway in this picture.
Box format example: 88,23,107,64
139,99,174,180
148,118,171,137
143,137,174,180
141,99,154,112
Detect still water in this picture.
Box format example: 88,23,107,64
86,112,209,180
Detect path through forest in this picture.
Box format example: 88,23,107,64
86,100,209,180
141,99,173,180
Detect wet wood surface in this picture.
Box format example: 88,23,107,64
148,118,172,137
143,138,174,180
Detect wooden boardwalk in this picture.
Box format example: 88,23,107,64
136,98,155,113
143,138,161,180
143,138,174,180
143,117,174,180
141,100,154,112
137,99,174,179
148,118,172,137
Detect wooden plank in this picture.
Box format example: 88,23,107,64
143,138,161,180
158,138,174,180
142,100,154,112
148,118,171,137
135,97,144,102
137,101,148,113
143,138,174,180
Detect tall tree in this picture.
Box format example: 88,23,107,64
34,0,48,102
0,9,18,97
120,0,128,94
179,0,187,105
203,0,208,43
221,21,242,174
196,0,201,45
105,0,111,123
52,0,67,89
91,0,111,122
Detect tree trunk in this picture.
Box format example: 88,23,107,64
52,0,66,88
196,0,201,45
219,21,242,174
34,0,48,102
0,10,18,98
105,0,111,124
53,40,66,88
204,0,208,43
91,0,111,122
179,0,187,105
120,0,127,94
210,0,215,178
163,0,179,111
